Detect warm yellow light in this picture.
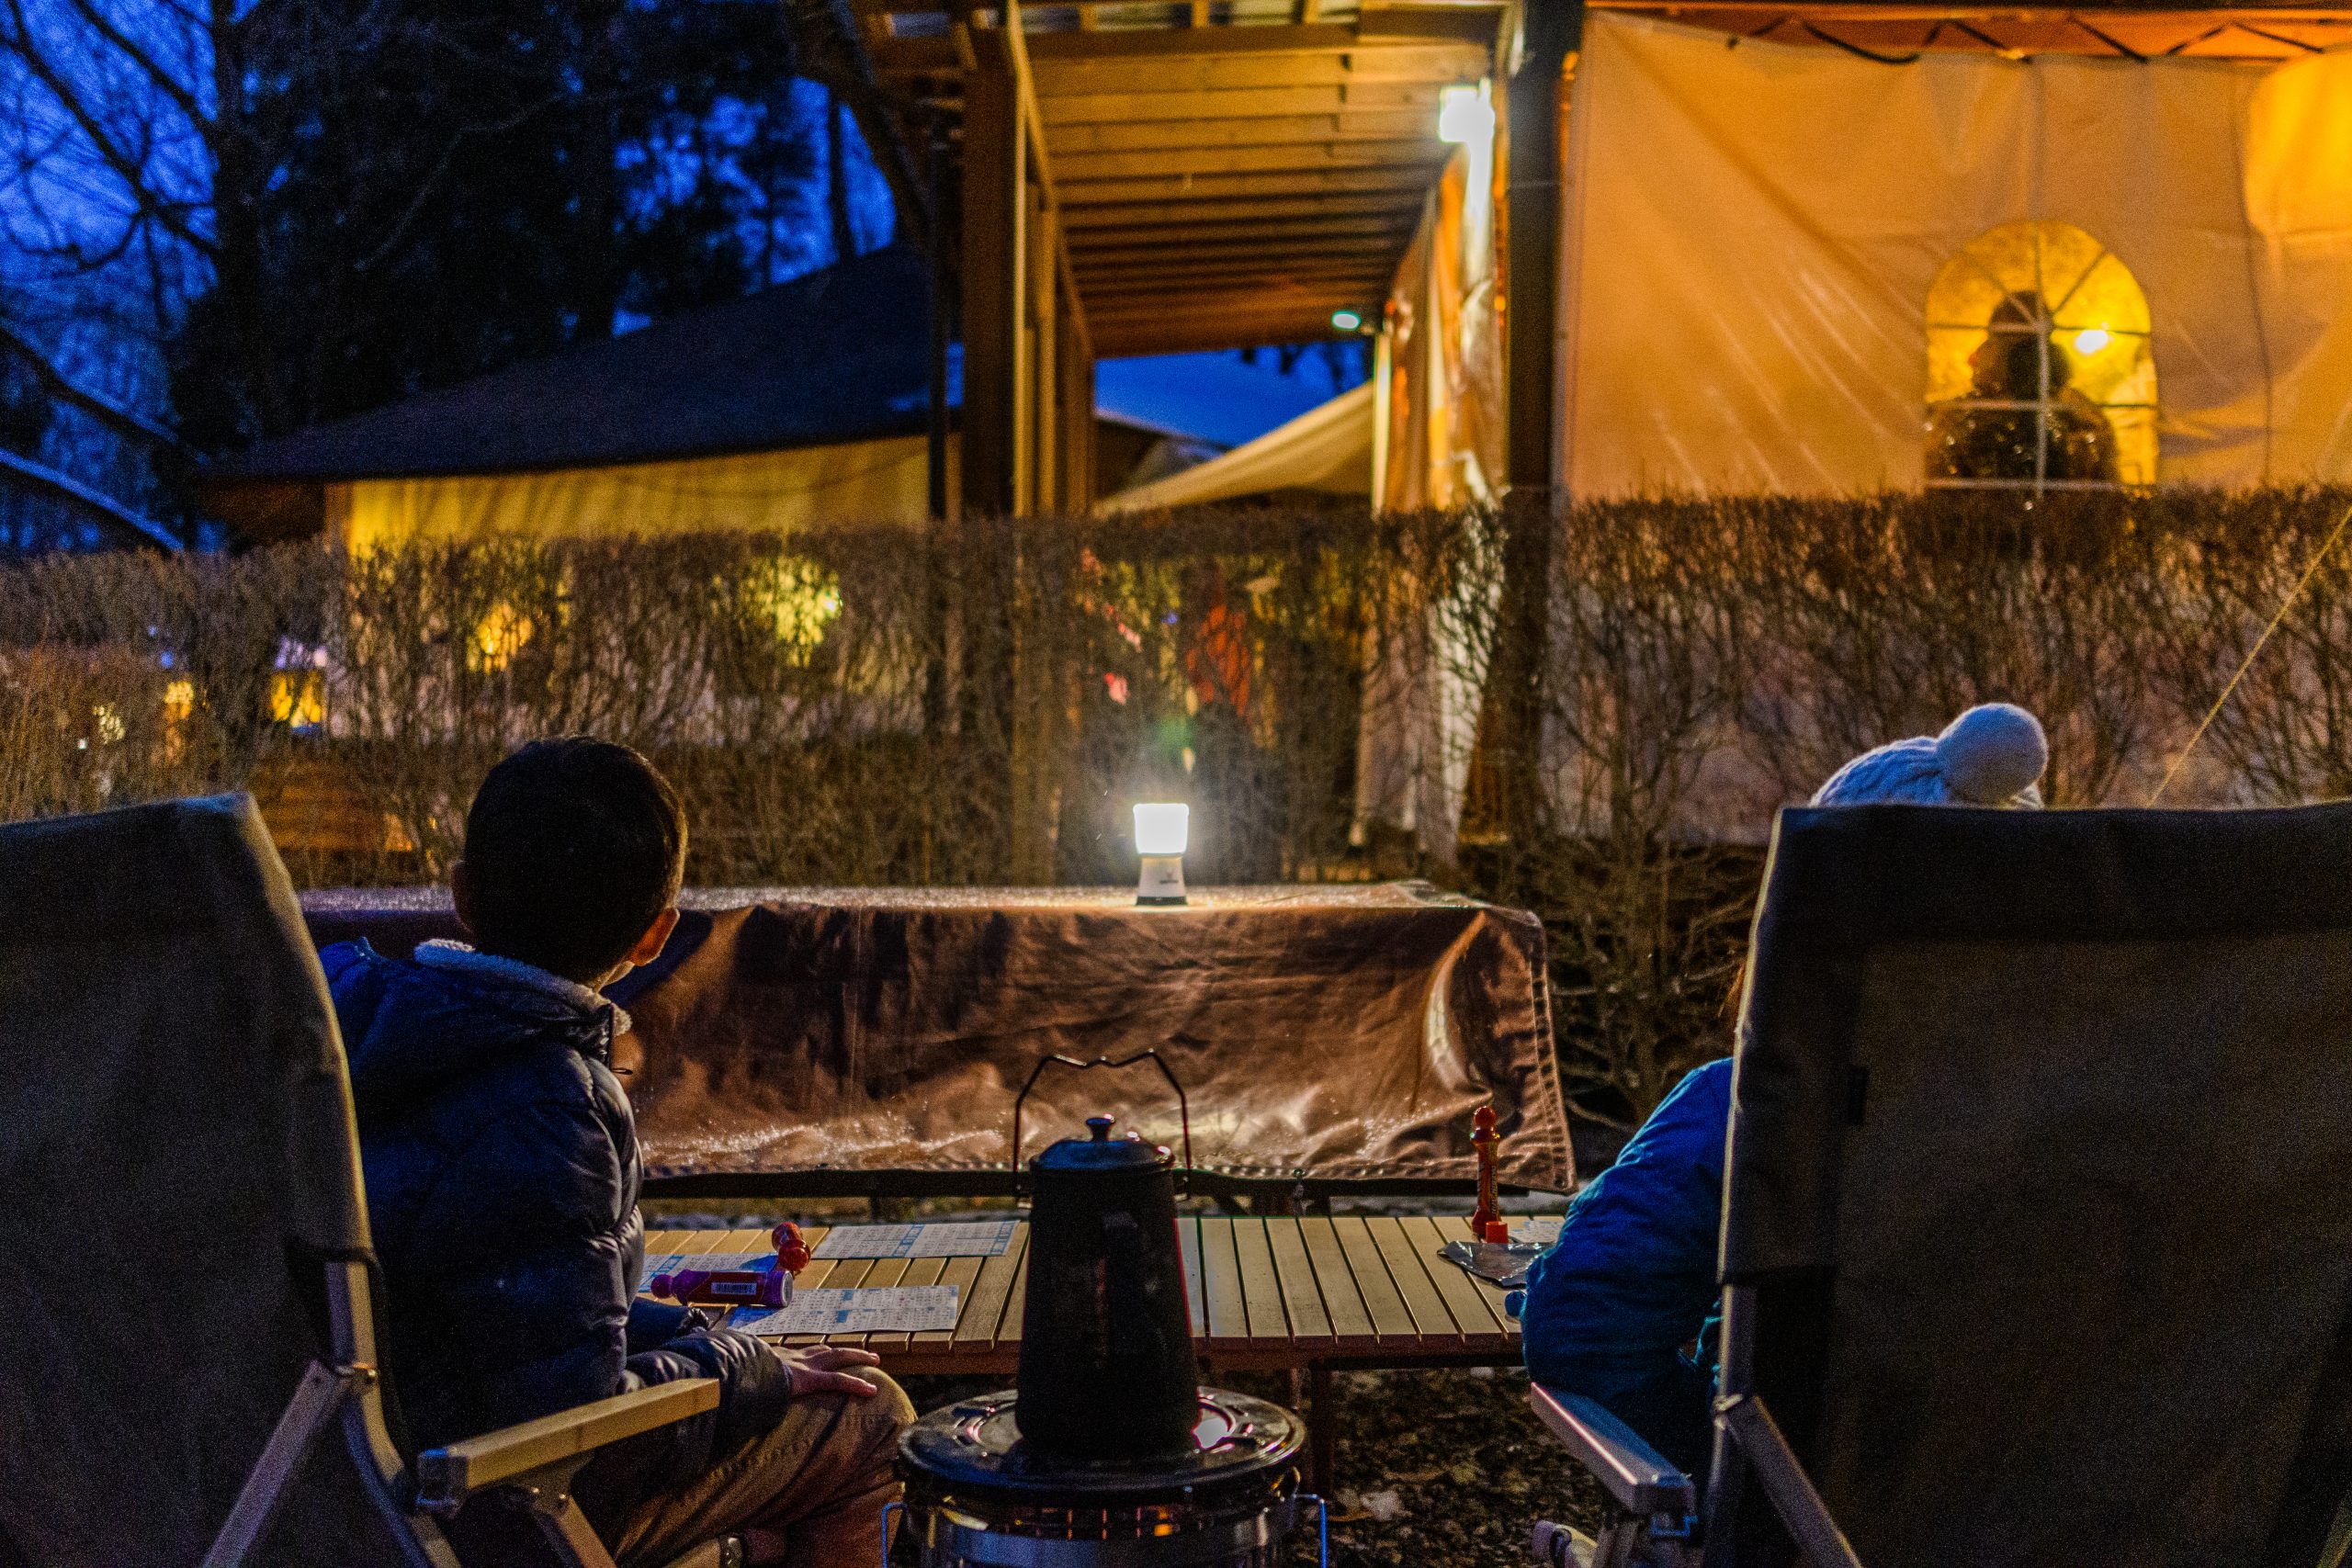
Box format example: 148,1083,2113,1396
739,555,843,660
469,602,535,673
1133,803,1190,856
269,671,325,728
1438,82,1494,147
2074,328,2111,355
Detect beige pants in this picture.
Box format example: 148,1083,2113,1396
614,1371,916,1568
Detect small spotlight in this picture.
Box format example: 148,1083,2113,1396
2074,328,2111,355
1438,82,1495,146
1330,308,1363,333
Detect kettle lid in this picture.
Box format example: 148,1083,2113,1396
1032,1114,1170,1173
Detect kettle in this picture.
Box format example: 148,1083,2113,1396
1014,1114,1198,1457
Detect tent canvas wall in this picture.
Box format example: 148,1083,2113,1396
1556,13,2352,496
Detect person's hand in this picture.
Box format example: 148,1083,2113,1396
768,1343,882,1399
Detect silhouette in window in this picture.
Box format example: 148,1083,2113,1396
1928,291,2119,485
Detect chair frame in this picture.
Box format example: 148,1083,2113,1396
198,1257,733,1568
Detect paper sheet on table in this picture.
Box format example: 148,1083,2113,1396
1511,1219,1562,1247
639,1251,768,1291
812,1221,1018,1259
730,1286,961,1337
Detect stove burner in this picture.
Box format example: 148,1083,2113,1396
899,1388,1316,1567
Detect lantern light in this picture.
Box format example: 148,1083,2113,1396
1330,308,1363,333
1437,82,1494,147
2073,327,2111,355
1133,803,1190,906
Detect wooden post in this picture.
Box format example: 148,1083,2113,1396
960,30,1023,520
1482,0,1581,861
1506,0,1578,498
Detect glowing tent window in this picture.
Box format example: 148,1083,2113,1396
1925,220,2156,491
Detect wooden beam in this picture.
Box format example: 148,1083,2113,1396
1073,237,1409,269
1069,216,1419,250
1027,38,1490,89
1506,0,1572,496
1051,139,1446,181
1061,192,1416,227
881,35,1490,84
1083,290,1370,317
1046,107,1440,152
961,29,1023,518
1035,80,1443,127
1057,164,1446,204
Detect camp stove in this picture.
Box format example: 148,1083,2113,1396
894,1387,1320,1567
894,1067,1324,1567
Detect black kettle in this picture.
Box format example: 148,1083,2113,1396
1014,1114,1198,1457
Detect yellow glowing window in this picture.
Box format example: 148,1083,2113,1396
1925,220,2156,491
270,671,326,728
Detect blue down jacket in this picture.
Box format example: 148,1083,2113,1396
322,940,792,1523
1520,1058,1732,1475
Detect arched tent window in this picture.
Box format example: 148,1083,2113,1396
1926,220,2156,491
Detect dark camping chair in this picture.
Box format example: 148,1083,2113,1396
1531,803,2352,1568
0,796,735,1568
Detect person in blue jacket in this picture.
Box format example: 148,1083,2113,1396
1520,703,2049,1475
323,737,913,1566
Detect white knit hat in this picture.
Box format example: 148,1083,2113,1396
1810,703,2049,808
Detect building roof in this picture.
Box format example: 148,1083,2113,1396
210,246,941,483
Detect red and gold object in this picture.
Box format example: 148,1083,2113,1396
1471,1104,1506,1244
649,1222,812,1310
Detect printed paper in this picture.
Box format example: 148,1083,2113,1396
730,1286,961,1337
812,1221,1018,1259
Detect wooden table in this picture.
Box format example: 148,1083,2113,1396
646,1214,1541,1491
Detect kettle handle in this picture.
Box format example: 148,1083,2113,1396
1010,1050,1195,1194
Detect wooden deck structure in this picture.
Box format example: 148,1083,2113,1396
853,0,1533,513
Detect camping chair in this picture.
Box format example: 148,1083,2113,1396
0,795,739,1568
1530,803,2352,1568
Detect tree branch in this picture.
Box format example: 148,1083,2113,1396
1,0,219,260
59,0,211,132
0,446,176,548
0,317,186,455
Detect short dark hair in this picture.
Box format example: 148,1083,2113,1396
461,738,686,982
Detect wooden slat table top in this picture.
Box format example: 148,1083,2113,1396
643,1215,1551,1375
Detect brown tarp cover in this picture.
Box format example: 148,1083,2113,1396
0,796,399,1563
300,881,1575,1190
1727,803,2352,1567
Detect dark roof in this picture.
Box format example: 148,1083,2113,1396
211,246,939,483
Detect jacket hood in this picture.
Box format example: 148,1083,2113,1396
323,940,621,1127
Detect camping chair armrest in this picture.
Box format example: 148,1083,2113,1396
1529,1383,1698,1520
416,1379,720,1507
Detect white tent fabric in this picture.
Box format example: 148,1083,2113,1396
1559,15,2352,495
1096,380,1373,513
334,435,941,549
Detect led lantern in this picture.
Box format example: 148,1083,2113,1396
1133,803,1190,906
1438,81,1495,147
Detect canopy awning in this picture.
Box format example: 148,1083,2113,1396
1098,378,1372,511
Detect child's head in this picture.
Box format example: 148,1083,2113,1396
454,737,686,984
